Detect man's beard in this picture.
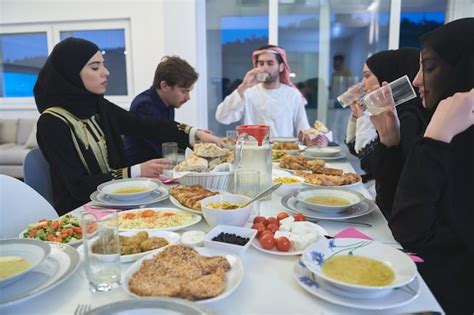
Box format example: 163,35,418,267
265,71,280,83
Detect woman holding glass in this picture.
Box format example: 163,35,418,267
34,37,223,215
345,48,426,217
369,18,474,313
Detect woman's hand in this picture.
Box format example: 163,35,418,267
369,106,401,147
349,100,366,119
140,158,173,178
424,89,474,143
196,129,226,147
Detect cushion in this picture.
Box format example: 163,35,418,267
0,144,30,165
16,119,37,145
24,124,38,149
0,120,18,144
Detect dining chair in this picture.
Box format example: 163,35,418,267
0,174,58,239
23,147,54,205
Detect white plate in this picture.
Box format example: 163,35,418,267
251,222,327,256
116,207,201,232
304,147,341,157
294,259,420,310
86,298,208,315
301,152,346,161
301,238,417,295
122,246,244,304
0,243,79,306
295,189,363,213
98,178,160,201
281,191,375,220
77,230,181,263
90,186,169,208
0,239,51,287
272,169,292,177
270,137,298,143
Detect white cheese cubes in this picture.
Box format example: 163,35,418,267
275,219,319,251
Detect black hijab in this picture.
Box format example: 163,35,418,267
420,17,474,111
366,47,426,119
34,37,101,119
34,37,126,168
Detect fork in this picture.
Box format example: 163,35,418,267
74,304,92,315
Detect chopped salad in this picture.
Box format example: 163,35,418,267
23,214,82,244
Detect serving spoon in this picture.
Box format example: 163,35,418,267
240,183,282,208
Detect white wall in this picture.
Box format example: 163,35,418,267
0,0,202,127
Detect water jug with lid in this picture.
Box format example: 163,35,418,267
234,125,272,193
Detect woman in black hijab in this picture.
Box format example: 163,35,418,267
34,37,223,215
345,48,426,217
371,18,474,313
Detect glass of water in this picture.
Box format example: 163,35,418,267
81,210,121,293
162,142,178,177
234,169,260,220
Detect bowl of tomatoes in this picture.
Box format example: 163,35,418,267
251,212,327,256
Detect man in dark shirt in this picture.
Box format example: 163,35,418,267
124,56,199,164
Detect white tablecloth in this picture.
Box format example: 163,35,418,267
2,160,443,314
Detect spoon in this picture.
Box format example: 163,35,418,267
240,183,282,208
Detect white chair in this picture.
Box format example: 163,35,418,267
0,174,58,239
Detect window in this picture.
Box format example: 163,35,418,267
0,20,131,106
0,32,48,97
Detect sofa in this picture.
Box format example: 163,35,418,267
0,118,38,178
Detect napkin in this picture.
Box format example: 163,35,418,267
334,226,424,263
82,204,117,219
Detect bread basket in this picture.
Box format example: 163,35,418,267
177,171,234,191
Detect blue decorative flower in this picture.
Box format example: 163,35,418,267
310,251,325,265
299,276,319,288
328,239,335,251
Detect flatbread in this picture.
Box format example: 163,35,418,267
193,143,229,158
175,155,208,172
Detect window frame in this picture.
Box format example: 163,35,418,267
0,19,132,109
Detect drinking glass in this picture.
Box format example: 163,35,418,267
162,142,178,177
337,83,365,108
226,130,237,147
361,75,416,115
81,210,121,293
234,169,260,220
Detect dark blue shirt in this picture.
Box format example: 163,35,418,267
123,87,175,164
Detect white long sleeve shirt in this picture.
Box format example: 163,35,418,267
215,83,310,137
345,112,378,154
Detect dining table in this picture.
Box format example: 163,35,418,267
1,159,444,315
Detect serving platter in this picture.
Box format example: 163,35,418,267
122,246,244,304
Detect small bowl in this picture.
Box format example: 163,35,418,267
200,194,253,228
272,175,304,196
305,146,341,157
295,189,362,213
302,238,417,297
181,230,206,247
98,179,159,201
203,225,257,256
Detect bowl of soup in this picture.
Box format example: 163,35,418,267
295,188,363,213
301,238,417,296
201,194,253,228
98,178,160,201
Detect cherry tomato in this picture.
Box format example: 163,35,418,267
293,213,306,221
266,217,279,227
253,216,268,226
258,229,274,241
259,234,275,250
277,212,289,221
252,222,267,238
266,223,279,233
275,236,291,252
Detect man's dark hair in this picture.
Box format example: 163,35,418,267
256,44,284,64
333,54,345,62
153,56,198,89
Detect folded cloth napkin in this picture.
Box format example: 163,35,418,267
334,226,424,263
82,204,117,219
